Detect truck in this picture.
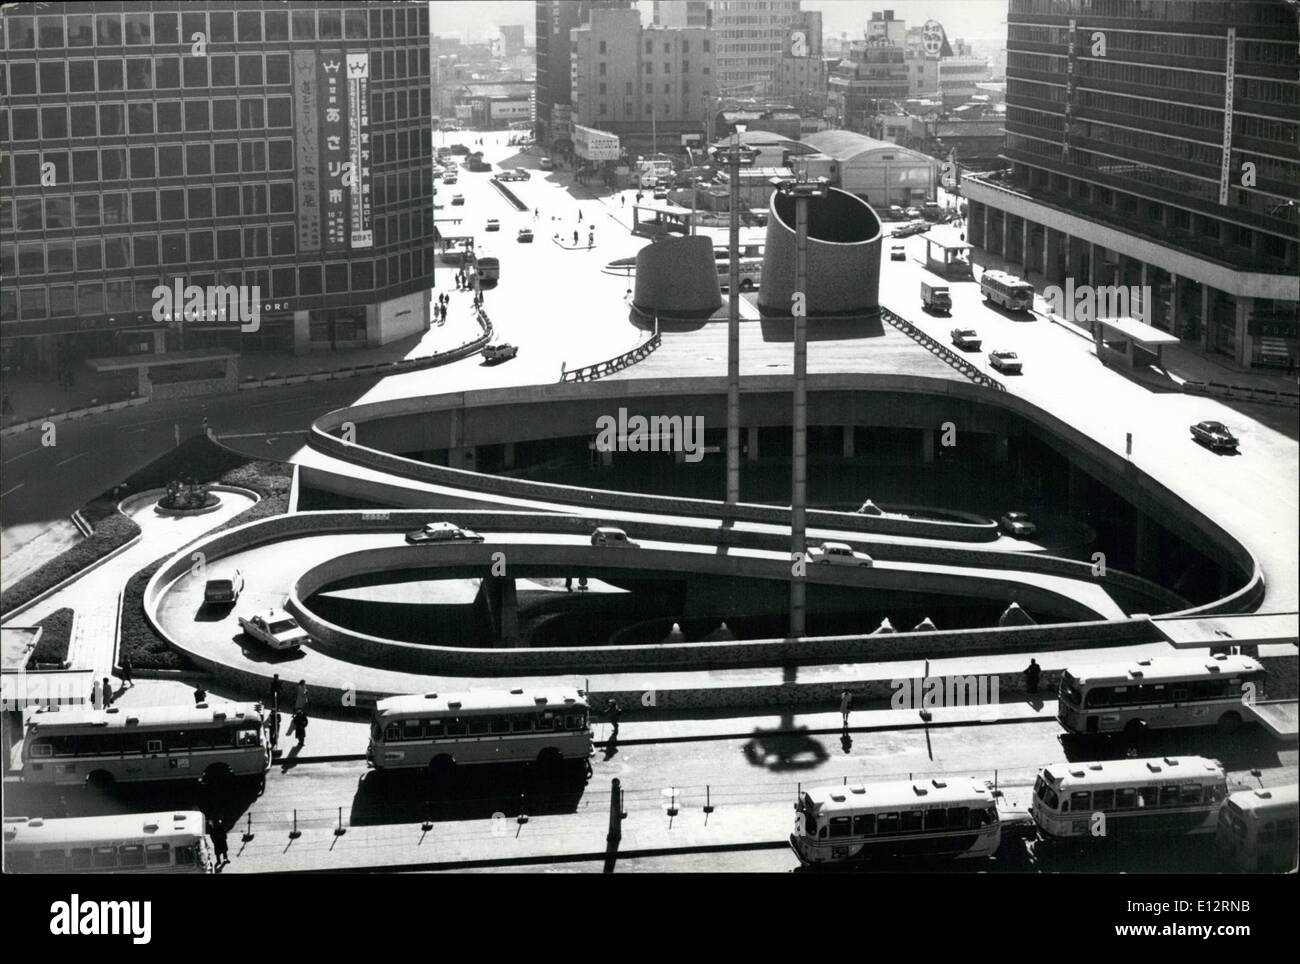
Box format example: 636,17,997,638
921,281,952,314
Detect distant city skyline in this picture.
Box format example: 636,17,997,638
430,1,1009,46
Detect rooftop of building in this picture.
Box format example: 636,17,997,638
803,130,934,162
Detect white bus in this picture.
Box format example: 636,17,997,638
1030,756,1226,843
1216,784,1299,872
791,778,1001,866
21,702,270,790
3,811,214,874
1056,653,1265,738
980,270,1034,311
367,687,592,777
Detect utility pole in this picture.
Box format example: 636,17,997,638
711,127,751,507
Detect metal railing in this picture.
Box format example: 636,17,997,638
559,332,662,383
880,307,1006,391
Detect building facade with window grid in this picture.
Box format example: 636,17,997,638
0,0,434,368
962,0,1298,371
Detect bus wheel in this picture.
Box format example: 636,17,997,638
1217,712,1242,736
86,771,115,794
536,748,564,780
428,755,455,782
202,764,232,792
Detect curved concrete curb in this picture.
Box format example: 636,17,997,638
1,532,142,623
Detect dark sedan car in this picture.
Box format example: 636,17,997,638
1190,420,1239,451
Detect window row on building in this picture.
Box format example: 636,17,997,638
1009,0,1297,27
1,248,435,324
3,6,427,52
2,49,429,97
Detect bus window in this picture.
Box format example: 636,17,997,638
853,813,875,836
1179,785,1203,805
446,718,468,736
30,741,52,758
92,847,117,869
176,844,198,867
425,719,445,738
489,717,510,735
829,816,852,839
980,806,998,826
168,731,190,751
565,714,583,730
947,806,969,828
119,845,145,868
1069,791,1091,812
877,812,900,835
146,739,163,753
37,850,66,872
924,809,947,831
402,720,422,740
510,715,534,732
145,843,171,867
1159,786,1180,807
1085,688,1109,708
900,810,923,832
467,718,490,736
384,723,400,741
1115,788,1138,809
536,714,555,731
1093,789,1114,810
1171,686,1188,701
1139,785,1159,808
71,847,93,870
1039,786,1059,810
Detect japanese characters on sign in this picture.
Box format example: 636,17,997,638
347,53,373,249
293,51,321,254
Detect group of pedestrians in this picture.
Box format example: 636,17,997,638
435,292,449,324
267,674,310,747
90,675,116,710
454,268,475,291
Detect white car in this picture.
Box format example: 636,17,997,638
591,527,639,548
238,609,309,651
999,512,1037,538
204,569,244,605
808,542,873,567
988,350,1022,373
486,219,500,231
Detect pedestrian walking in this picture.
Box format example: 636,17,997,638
578,209,583,223
840,690,853,727
621,195,625,208
572,230,579,245
91,678,102,710
120,653,133,688
193,683,207,705
578,576,588,591
534,207,539,219
1024,658,1042,695
295,679,308,714
605,698,621,737
291,710,308,746
209,817,229,867
565,576,573,591
201,416,209,435
102,676,113,708
269,673,282,712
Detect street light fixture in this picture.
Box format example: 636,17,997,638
708,128,758,507
771,172,830,638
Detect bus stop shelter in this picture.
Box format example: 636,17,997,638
923,237,973,279
1095,315,1180,370
86,349,239,401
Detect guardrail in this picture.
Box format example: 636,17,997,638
489,175,529,211
880,306,1006,391
560,332,662,383
1183,379,1299,408
0,395,148,437
239,311,493,391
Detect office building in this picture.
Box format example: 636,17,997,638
534,0,590,152
1,1,434,371
963,0,1299,370
828,40,910,134
657,0,803,98
775,9,826,115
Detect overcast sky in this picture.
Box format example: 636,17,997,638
430,1,1010,46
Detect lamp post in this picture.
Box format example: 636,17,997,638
709,128,756,507
772,173,830,638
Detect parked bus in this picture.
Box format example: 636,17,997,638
980,270,1034,311
21,702,270,790
791,778,1001,866
3,811,214,874
438,235,476,267
1056,653,1265,738
717,257,762,291
1216,784,1299,872
367,687,592,776
475,252,500,285
1031,756,1227,843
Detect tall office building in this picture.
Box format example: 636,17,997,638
775,10,826,115
656,0,802,97
535,0,591,152
1,0,434,368
828,40,910,133
571,3,713,150
499,24,527,59
963,0,1298,371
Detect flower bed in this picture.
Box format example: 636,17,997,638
27,607,74,669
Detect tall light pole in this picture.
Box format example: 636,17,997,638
710,128,755,507
773,174,829,638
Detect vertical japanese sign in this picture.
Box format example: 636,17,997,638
1219,27,1236,206
293,51,321,253
347,53,373,248
319,53,349,252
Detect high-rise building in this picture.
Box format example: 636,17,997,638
828,39,910,134
499,24,527,59
962,0,1299,371
656,0,802,98
534,0,590,152
866,9,907,47
1,1,434,370
571,3,713,151
775,10,826,115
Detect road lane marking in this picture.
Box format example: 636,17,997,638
1,447,42,465
56,452,86,467
1,483,25,497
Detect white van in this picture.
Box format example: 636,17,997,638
590,527,639,548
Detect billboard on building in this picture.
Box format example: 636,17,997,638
922,20,954,58
319,53,349,252
574,124,621,161
347,53,373,249
292,51,321,253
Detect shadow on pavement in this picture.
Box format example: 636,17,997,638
348,763,590,827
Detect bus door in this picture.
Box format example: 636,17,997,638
164,730,195,777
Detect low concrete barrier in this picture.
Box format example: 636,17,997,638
561,333,662,383
1183,380,1299,407
489,176,529,211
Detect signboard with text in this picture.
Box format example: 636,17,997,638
319,53,349,252
347,53,373,248
574,124,621,161
293,51,321,253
